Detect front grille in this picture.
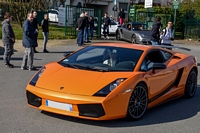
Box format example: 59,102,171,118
77,104,105,118
26,91,42,107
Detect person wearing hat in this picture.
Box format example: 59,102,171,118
103,49,118,67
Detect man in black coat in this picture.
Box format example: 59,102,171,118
76,13,85,46
102,12,111,40
150,16,162,45
21,12,38,70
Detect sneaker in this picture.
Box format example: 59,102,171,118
106,36,109,39
8,63,14,68
5,64,13,68
104,37,106,40
29,66,37,71
43,49,49,53
21,67,28,70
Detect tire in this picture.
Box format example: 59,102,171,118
131,35,136,44
116,31,121,40
126,83,148,120
184,69,197,98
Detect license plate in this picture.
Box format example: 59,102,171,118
46,100,72,111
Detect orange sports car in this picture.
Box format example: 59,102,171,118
26,43,198,120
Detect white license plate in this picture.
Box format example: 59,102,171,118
46,100,72,111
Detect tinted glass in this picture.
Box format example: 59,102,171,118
60,46,143,72
132,24,148,30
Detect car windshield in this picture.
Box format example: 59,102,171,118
132,24,148,31
59,46,143,72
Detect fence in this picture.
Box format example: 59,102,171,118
184,19,200,39
64,5,102,38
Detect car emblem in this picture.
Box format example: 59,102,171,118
60,86,64,90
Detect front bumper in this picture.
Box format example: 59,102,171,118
26,84,128,120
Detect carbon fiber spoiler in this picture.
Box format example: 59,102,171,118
155,45,191,51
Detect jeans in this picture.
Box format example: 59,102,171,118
151,41,158,45
21,47,34,69
103,25,109,38
3,43,14,65
77,30,83,46
42,32,49,51
90,27,94,39
84,27,89,42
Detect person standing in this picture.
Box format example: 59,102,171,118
83,12,90,43
150,16,162,45
89,16,94,40
2,12,15,68
32,11,39,53
102,12,111,40
119,8,125,26
76,13,85,46
41,14,49,53
21,12,38,70
160,21,174,49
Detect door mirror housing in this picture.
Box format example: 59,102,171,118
152,63,166,73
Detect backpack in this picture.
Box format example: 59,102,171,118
161,27,174,41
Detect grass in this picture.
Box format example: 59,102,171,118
0,21,76,40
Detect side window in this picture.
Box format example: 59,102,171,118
140,50,164,71
122,24,127,28
160,50,172,61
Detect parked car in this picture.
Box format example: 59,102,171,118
48,9,58,22
101,20,119,35
26,43,197,120
116,22,151,44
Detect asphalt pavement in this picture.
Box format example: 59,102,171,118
0,38,200,133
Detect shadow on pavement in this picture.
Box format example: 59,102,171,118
41,85,200,128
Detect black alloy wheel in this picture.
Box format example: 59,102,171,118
185,69,197,98
126,83,148,120
131,35,136,44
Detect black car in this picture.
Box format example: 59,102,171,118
116,22,151,45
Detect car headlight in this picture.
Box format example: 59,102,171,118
29,67,46,86
93,78,126,97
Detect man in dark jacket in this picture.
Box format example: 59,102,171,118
150,16,162,45
2,12,15,68
21,12,38,70
32,11,39,53
83,12,90,43
102,12,111,40
76,13,85,46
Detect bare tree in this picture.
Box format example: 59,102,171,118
8,0,52,27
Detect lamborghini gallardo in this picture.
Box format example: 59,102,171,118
26,43,198,120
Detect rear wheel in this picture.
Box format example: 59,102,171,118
131,35,136,44
184,69,197,98
116,31,121,40
126,83,148,120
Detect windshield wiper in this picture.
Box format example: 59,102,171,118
73,64,109,72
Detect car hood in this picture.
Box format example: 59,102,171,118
35,63,133,96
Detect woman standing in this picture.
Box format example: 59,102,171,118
41,14,49,53
119,8,125,26
89,16,94,40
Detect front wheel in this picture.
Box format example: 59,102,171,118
126,83,148,120
184,69,197,98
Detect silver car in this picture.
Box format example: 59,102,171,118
116,22,151,45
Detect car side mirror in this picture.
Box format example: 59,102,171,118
152,63,166,74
